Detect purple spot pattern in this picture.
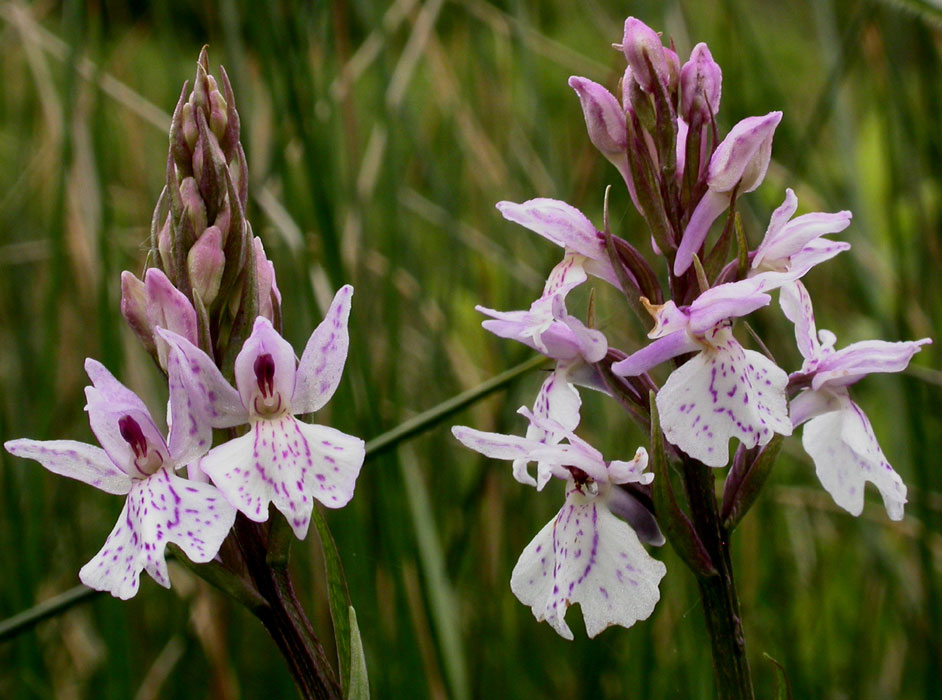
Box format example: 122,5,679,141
657,329,791,467
78,466,236,600
201,415,365,539
802,397,906,520
4,439,131,495
510,483,666,640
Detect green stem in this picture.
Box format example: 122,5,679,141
234,517,343,700
681,458,755,700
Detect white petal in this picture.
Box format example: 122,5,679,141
78,467,236,599
5,439,131,495
293,285,353,415
452,425,539,488
656,333,791,467
201,415,363,539
510,484,666,639
294,421,365,513
779,280,819,361
802,398,906,520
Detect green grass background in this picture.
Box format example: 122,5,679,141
0,0,939,698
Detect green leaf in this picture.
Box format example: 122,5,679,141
310,507,353,694
764,653,793,700
721,435,784,532
347,606,370,700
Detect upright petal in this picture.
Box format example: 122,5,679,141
779,280,820,361
84,360,169,474
656,331,791,467
510,484,666,640
293,285,353,415
78,466,237,599
568,77,627,157
158,328,248,433
802,398,907,520
234,317,297,414
4,439,131,495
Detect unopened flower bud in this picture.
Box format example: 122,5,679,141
680,43,722,127
626,72,656,134
663,46,680,95
179,176,207,247
120,271,156,355
182,102,198,153
254,237,282,324
145,268,199,370
621,17,668,93
674,111,782,275
157,215,172,271
188,226,226,306
708,111,781,193
208,77,228,141
569,76,627,157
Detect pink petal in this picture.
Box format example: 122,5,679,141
496,199,606,262
145,268,198,370
234,317,297,415
158,328,247,467
612,330,700,377
293,285,353,415
674,189,729,275
83,360,169,474
812,337,931,390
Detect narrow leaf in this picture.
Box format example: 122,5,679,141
722,435,784,531
310,507,353,694
347,606,370,700
764,652,794,700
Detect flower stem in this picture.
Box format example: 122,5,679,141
234,517,343,700
681,458,755,700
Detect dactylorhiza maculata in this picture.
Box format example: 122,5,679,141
453,15,931,644
3,51,366,600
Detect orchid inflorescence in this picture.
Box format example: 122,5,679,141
4,50,365,601
453,17,930,641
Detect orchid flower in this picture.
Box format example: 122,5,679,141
749,188,851,286
477,295,608,487
612,278,792,466
495,199,621,349
160,285,365,539
452,410,665,639
781,281,930,520
4,359,235,599
675,111,782,275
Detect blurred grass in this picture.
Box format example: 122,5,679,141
0,0,939,698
